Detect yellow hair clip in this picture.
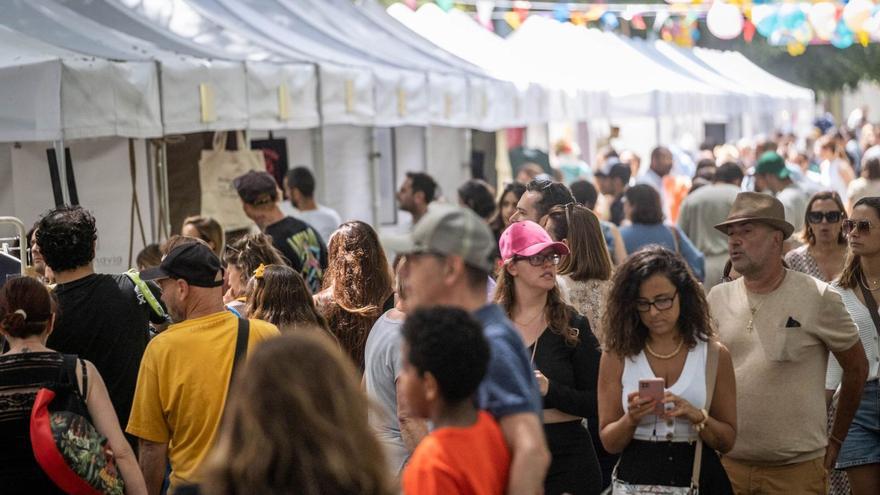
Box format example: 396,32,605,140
253,263,266,279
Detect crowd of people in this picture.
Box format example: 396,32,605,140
0,116,879,495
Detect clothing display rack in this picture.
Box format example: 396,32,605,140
0,216,29,278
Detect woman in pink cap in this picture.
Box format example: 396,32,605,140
494,220,603,494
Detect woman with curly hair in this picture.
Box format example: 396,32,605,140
598,246,736,493
494,220,602,494
245,264,331,337
189,332,393,495
314,221,393,369
222,233,286,317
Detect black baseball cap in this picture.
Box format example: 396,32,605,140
140,243,224,288
233,170,277,206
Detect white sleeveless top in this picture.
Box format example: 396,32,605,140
622,340,707,442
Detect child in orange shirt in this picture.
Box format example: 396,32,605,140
400,307,511,495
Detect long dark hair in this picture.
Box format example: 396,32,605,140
801,191,847,246
320,221,393,368
603,246,713,357
494,264,578,347
245,265,329,334
489,182,526,238
839,196,880,290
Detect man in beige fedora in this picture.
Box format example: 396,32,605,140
707,192,867,495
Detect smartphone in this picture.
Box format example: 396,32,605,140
638,378,666,415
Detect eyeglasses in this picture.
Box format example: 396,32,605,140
808,211,842,224
514,253,561,267
843,219,874,235
636,291,678,313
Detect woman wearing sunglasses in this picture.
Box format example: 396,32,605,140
784,191,848,283
827,196,880,495
494,221,603,494
598,246,736,494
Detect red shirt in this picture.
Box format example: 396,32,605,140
403,411,510,495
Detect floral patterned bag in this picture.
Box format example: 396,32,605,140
30,354,124,495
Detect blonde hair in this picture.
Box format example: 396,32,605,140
200,332,393,495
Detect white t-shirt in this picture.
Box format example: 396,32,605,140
279,201,341,244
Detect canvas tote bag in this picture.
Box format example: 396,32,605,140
199,131,266,231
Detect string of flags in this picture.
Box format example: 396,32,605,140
405,0,880,55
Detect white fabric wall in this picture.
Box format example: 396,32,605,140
4,138,152,273
321,125,373,225
426,126,469,205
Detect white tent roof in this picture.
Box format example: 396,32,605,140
692,47,814,118
0,25,161,141
387,3,578,126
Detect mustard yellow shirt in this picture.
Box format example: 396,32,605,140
126,311,279,490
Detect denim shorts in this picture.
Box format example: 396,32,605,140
837,379,880,469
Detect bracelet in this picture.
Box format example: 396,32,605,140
829,434,844,446
694,409,709,432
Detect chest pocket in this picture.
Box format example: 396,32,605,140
758,319,808,362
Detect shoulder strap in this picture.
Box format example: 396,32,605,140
59,354,81,396
125,270,168,321
690,339,720,492
226,318,250,401
858,280,880,338
79,358,88,400
668,225,681,254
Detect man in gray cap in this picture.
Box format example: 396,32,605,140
385,203,550,495
707,192,867,494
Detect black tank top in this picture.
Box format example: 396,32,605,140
0,351,81,494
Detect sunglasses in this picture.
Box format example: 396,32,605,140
807,211,842,224
636,291,678,313
514,253,561,267
843,219,874,235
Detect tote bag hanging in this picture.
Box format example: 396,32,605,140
199,131,267,231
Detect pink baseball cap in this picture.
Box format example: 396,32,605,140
499,221,570,263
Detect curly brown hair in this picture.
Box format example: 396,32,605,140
318,221,393,368
494,264,579,347
603,246,713,357
223,233,287,296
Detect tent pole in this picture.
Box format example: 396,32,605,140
145,141,156,243
159,140,172,241
54,140,71,206
312,127,326,203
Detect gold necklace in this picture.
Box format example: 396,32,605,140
746,298,767,333
859,271,880,293
745,271,786,333
645,338,683,360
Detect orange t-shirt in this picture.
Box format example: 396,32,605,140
403,411,510,495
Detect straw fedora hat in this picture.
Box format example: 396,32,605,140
714,192,794,238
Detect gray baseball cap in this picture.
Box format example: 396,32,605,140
383,203,496,273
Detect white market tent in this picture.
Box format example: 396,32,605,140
0,0,816,274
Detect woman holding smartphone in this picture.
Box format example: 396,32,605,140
598,246,737,493
495,221,603,494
